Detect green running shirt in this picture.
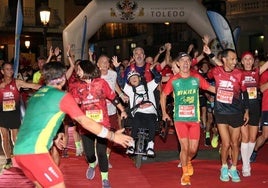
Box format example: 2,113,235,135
14,86,67,155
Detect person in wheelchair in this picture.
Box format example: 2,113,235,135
123,67,162,157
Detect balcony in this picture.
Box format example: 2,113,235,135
226,0,268,18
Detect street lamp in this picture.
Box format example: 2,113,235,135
39,4,50,56
25,40,30,49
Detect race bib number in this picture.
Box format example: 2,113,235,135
247,87,257,99
178,105,195,117
86,110,103,122
216,89,233,104
3,100,16,111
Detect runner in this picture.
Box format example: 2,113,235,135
160,52,215,186
207,48,249,183
0,62,40,170
13,62,132,188
240,51,268,176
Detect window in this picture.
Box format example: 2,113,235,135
129,43,136,56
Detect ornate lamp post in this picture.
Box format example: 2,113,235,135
39,4,50,56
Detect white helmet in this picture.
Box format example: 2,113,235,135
127,71,140,81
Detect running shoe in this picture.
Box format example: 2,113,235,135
102,179,111,188
228,169,241,182
187,162,194,176
86,167,95,180
2,161,12,170
250,151,257,163
146,148,155,157
242,165,251,177
220,166,229,182
181,174,191,186
211,135,219,148
146,141,155,157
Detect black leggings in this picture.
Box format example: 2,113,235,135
131,112,157,142
81,133,108,172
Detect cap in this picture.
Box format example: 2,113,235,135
177,52,191,61
241,51,254,59
127,71,140,81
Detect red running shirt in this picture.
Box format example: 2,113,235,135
208,66,246,114
75,78,116,131
242,68,260,101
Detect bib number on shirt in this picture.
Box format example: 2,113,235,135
247,87,257,99
3,100,16,111
86,110,103,122
178,105,195,117
216,89,233,104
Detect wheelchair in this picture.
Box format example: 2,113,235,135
122,115,171,168
134,127,149,168
122,117,147,168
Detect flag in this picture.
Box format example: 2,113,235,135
81,16,87,60
14,0,23,78
206,11,236,51
233,26,241,47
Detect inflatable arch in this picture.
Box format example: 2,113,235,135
63,0,215,60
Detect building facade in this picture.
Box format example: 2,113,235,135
0,0,267,65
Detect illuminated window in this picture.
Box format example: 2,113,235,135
130,43,136,49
